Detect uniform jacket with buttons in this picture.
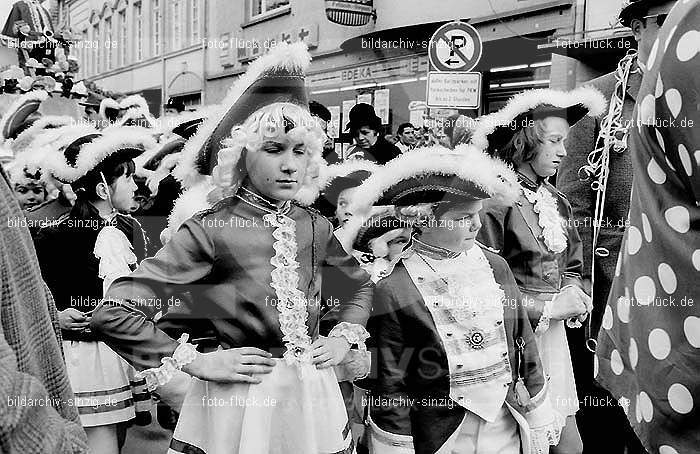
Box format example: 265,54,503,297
368,246,547,454
478,175,585,327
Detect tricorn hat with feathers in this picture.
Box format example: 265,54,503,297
468,87,607,154
356,145,520,208
173,41,312,189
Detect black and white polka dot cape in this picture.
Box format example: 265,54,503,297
596,1,700,453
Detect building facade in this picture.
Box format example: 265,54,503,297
56,0,631,125
58,0,206,115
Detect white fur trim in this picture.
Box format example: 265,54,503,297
357,144,520,206
119,94,149,111
48,127,157,182
164,178,215,243
319,159,379,189
10,115,74,154
173,41,312,188
156,106,218,136
99,98,121,120
110,107,157,129
469,86,608,150
40,125,103,178
0,90,49,140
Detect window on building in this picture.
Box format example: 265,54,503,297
135,2,143,61
251,0,290,19
93,23,99,74
104,17,112,71
118,10,127,66
81,30,88,78
190,0,200,45
172,0,183,50
153,0,161,56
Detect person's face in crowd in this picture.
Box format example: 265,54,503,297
100,164,138,213
631,2,675,65
527,116,570,178
399,127,416,146
245,133,310,202
83,106,101,125
14,180,46,209
386,228,411,259
335,185,371,226
314,116,335,155
164,107,180,117
355,126,379,149
420,200,483,252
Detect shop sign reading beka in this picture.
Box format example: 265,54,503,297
426,21,483,109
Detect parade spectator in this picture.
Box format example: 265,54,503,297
395,122,416,153
596,1,700,453
556,1,678,452
346,103,401,164
0,166,89,454
473,87,607,453
163,98,186,117
310,100,339,164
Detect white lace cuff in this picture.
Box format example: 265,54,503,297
530,410,565,454
535,297,555,334
525,383,565,454
329,322,370,351
138,334,198,392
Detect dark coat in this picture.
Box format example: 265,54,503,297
478,175,585,327
346,137,402,164
90,194,374,370
34,205,148,341
369,248,546,454
555,69,641,336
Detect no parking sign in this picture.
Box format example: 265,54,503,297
426,21,483,109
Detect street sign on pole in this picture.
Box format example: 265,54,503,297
428,21,482,73
426,72,481,109
426,21,483,109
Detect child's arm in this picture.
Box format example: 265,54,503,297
367,282,415,453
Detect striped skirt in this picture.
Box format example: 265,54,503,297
168,359,354,454
63,340,151,427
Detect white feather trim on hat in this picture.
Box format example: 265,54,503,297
173,41,312,189
48,127,156,183
0,90,49,141
119,94,149,111
99,98,121,120
469,86,607,151
292,151,327,206
110,107,157,129
164,178,215,243
357,144,520,207
319,159,380,189
156,105,219,136
10,115,75,154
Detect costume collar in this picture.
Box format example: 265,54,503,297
516,170,544,191
412,235,461,260
236,186,292,216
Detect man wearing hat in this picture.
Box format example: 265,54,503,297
78,92,104,128
360,147,561,454
346,103,401,164
556,2,677,453
163,98,186,118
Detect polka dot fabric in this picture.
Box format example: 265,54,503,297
596,1,700,453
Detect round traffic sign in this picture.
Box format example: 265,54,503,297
429,21,483,72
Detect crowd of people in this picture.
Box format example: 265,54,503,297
0,1,697,454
